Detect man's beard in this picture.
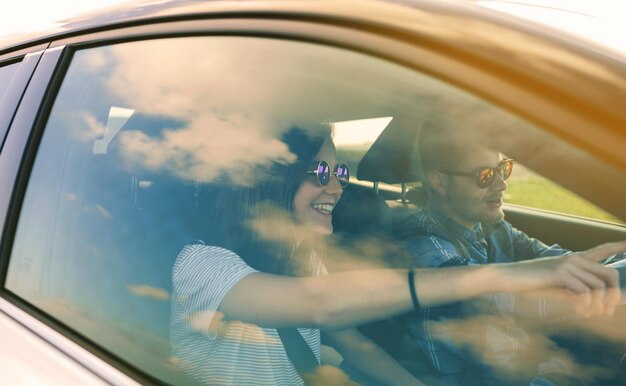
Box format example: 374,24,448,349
481,210,505,225
447,196,505,226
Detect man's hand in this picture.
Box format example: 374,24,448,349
503,241,625,317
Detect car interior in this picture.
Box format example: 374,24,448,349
11,104,625,384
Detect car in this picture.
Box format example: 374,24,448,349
1,0,625,384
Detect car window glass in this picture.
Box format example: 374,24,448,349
333,116,391,172
0,61,21,150
0,61,19,101
333,117,621,224
506,162,623,224
6,36,454,384
3,35,624,384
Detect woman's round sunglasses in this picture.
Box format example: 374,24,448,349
440,159,514,188
307,160,350,188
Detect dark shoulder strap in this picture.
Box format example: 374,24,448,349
277,328,320,375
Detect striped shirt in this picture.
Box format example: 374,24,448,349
170,243,324,385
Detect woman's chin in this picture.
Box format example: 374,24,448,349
316,227,333,237
309,221,333,237
294,221,333,244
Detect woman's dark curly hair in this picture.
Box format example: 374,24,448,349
203,122,333,275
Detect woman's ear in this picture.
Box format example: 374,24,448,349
428,171,448,196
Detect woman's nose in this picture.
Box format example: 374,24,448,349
325,174,343,195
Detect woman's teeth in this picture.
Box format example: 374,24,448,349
311,203,334,214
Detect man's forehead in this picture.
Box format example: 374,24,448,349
459,144,501,168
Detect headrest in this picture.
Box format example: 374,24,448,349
356,121,423,184
332,187,393,237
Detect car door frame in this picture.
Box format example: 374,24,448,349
0,4,625,384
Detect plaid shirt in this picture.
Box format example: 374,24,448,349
395,202,570,386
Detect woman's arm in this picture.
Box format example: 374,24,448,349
509,257,626,320
323,328,425,386
221,241,625,329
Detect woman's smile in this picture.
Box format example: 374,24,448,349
310,202,335,216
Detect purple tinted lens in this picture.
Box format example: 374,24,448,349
336,163,350,187
317,161,330,185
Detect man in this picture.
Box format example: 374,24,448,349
392,125,625,386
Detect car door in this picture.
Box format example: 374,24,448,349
0,1,625,385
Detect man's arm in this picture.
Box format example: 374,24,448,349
512,257,626,323
498,223,570,261
493,224,585,318
505,227,626,317
609,258,626,302
494,243,623,316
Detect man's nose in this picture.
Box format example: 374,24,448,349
490,173,508,191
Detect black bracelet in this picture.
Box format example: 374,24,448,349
408,269,420,311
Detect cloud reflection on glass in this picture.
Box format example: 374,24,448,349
3,33,624,386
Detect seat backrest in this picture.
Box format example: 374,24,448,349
332,186,393,238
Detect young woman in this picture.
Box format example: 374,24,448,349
170,123,623,386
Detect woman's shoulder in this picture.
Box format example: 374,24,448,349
173,243,251,274
179,242,236,257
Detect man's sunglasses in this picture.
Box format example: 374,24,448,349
307,160,350,188
440,159,514,188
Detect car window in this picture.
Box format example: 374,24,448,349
6,35,451,384
506,162,623,224
0,60,21,146
3,34,624,384
0,61,19,101
333,117,622,225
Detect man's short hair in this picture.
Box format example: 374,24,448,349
418,121,488,193
419,122,469,174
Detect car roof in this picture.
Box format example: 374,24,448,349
2,0,625,157
0,0,623,60
469,0,626,58
4,0,626,102
2,0,626,217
